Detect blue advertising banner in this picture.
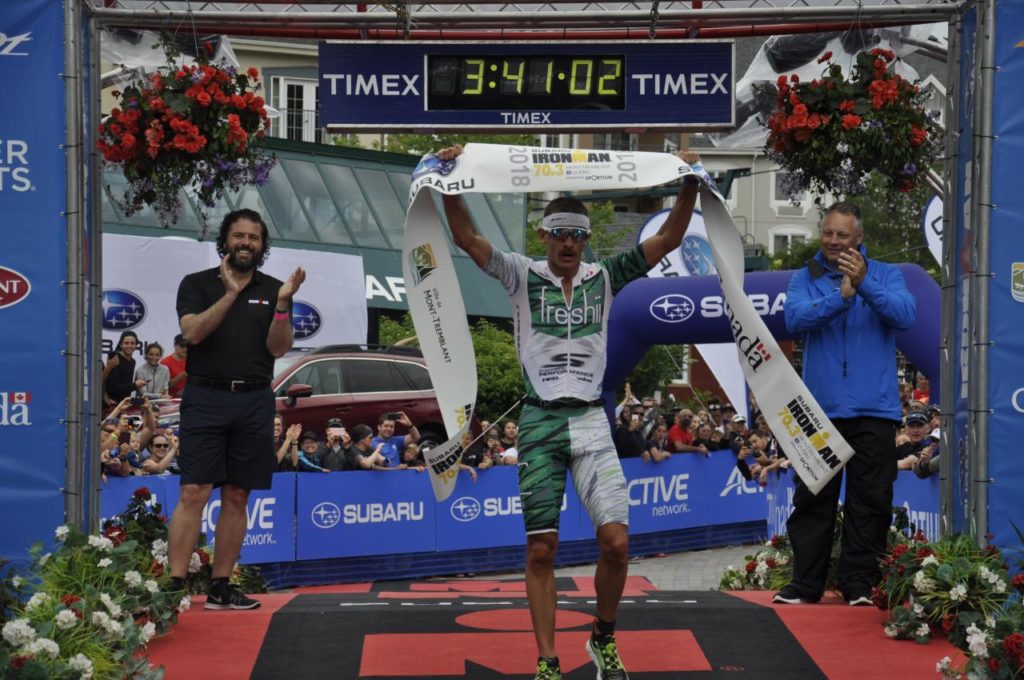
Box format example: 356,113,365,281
435,467,587,552
0,0,69,563
949,6,977,535
984,0,1024,552
100,476,296,564
766,472,940,541
297,471,436,560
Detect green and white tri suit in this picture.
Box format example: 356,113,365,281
482,245,649,534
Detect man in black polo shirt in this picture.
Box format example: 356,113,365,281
166,208,306,610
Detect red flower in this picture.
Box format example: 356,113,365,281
195,91,212,107
198,550,211,566
915,547,934,561
1011,573,1024,590
817,51,833,64
839,100,857,113
150,558,165,577
988,658,1000,672
133,487,152,501
745,560,756,573
103,524,127,546
841,114,862,130
790,74,799,83
10,656,29,670
247,67,259,79
941,613,956,633
770,535,782,548
61,594,81,607
891,544,910,558
765,558,778,569
910,125,929,146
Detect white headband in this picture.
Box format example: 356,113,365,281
541,212,591,230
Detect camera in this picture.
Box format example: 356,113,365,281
130,396,145,407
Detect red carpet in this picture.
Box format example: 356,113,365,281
145,582,966,679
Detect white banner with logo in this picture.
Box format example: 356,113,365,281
405,143,852,497
101,234,367,358
637,210,749,422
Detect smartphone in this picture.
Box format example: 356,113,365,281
386,412,401,421
327,427,345,437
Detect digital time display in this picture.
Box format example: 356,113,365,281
319,40,735,131
427,55,625,111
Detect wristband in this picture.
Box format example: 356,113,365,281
274,311,289,321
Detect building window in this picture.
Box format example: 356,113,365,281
592,133,635,151
272,77,319,143
769,225,813,255
770,170,814,217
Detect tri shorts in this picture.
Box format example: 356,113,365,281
177,383,276,490
517,403,629,535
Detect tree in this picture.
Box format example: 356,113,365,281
773,173,939,281
377,313,523,423
620,345,689,404
374,133,537,157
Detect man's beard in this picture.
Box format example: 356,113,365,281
228,246,262,272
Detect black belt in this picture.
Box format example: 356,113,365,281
189,376,271,393
522,397,605,409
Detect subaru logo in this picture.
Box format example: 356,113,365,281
291,300,322,340
311,502,341,529
101,289,147,330
450,497,481,522
650,294,695,324
680,234,716,276
412,154,458,180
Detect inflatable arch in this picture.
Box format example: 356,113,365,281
603,264,941,405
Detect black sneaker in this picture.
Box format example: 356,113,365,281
586,634,629,680
847,591,873,606
204,582,261,610
772,585,820,605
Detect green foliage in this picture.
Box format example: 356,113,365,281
620,345,688,403
376,314,523,423
374,133,538,157
772,173,938,282
331,134,365,149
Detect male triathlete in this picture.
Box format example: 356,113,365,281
437,144,704,680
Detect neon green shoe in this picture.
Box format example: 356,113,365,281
586,634,629,680
534,657,562,680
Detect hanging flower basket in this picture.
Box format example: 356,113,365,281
98,43,276,225
758,48,939,203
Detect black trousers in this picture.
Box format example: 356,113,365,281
786,417,898,599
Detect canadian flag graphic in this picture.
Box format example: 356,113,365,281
12,392,30,404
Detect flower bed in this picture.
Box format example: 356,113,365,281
0,488,264,678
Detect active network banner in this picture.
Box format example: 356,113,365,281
0,0,68,564
99,454,770,565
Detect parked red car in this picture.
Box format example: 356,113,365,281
272,345,452,448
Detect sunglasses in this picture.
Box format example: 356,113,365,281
151,443,170,448
543,227,590,242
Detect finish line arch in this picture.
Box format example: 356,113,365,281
602,265,940,407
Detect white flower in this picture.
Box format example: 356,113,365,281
26,637,60,658
10,576,21,588
915,623,930,638
776,555,789,566
69,653,94,680
55,609,79,630
840,157,854,172
836,142,850,154
992,579,1006,593
151,538,168,556
124,570,143,588
2,619,37,646
99,592,123,618
145,580,160,594
38,552,51,566
755,561,768,575
139,621,157,644
54,525,70,541
913,570,936,593
87,535,113,552
90,611,121,636
25,591,52,613
921,555,939,567
949,584,968,602
97,557,112,568
188,551,203,574
178,595,192,613
965,623,989,658
154,553,168,567
936,657,952,672
913,603,925,617
884,625,899,638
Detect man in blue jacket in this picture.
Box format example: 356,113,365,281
774,202,916,607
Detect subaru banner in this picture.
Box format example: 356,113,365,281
297,471,437,560
100,475,296,564
0,0,69,563
766,472,940,541
435,468,587,552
